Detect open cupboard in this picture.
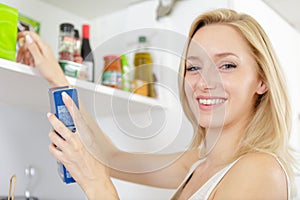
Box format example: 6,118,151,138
1,0,300,199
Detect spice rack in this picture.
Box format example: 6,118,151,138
0,58,162,117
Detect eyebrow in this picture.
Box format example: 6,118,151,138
187,52,239,60
186,56,200,61
213,52,239,59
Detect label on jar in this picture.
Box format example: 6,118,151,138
59,60,88,81
82,61,94,82
132,79,148,96
102,71,122,88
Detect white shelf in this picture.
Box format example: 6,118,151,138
0,58,162,117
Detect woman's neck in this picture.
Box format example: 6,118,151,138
203,118,249,166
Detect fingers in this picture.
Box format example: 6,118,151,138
61,92,82,126
48,142,64,163
49,130,66,151
47,112,74,142
17,31,53,66
18,31,49,54
25,34,44,66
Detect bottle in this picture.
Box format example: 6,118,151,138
102,55,122,89
73,29,83,64
121,54,131,92
58,23,74,61
81,24,94,82
132,36,156,97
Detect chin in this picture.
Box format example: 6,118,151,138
198,117,226,129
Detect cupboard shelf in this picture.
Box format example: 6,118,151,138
0,58,162,117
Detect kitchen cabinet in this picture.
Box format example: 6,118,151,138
0,58,161,117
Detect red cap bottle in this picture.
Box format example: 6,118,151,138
82,24,90,39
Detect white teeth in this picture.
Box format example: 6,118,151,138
199,98,225,105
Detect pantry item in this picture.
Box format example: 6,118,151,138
81,24,94,82
59,60,88,81
0,3,18,61
132,36,156,97
102,55,122,89
58,23,74,61
121,54,131,92
49,86,79,184
73,29,83,63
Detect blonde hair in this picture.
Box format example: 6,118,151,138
179,8,295,192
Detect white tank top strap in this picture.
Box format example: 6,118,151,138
171,153,291,200
188,157,243,200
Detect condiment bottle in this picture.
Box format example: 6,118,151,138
58,23,74,61
121,54,131,92
81,24,94,82
102,55,122,89
132,36,156,97
73,29,83,64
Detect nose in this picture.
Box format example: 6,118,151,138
197,67,219,91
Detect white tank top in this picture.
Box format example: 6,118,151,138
170,155,290,200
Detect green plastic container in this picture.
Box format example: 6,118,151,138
0,3,18,61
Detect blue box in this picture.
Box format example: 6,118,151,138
48,86,79,184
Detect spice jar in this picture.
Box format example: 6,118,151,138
102,55,122,89
58,23,74,61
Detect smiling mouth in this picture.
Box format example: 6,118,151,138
198,98,227,105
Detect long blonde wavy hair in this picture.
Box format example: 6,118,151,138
179,8,295,192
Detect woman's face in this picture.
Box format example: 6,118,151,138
184,24,266,130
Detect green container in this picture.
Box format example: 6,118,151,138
0,4,18,61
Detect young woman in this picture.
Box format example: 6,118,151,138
18,8,294,200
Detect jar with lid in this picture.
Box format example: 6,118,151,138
58,23,74,61
102,55,122,89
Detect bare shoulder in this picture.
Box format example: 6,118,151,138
213,152,288,200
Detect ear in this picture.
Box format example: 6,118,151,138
256,80,268,95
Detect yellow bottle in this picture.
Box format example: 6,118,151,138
132,36,156,97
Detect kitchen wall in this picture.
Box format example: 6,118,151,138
1,0,299,199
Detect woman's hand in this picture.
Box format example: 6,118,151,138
47,92,119,199
17,31,69,87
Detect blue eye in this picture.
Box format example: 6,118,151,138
186,66,202,72
221,63,237,70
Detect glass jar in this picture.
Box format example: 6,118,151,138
58,23,74,61
102,55,122,89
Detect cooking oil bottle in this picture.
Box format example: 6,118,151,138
132,36,156,98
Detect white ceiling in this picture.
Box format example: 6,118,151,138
38,0,300,33
37,0,147,19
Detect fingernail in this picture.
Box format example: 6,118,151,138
47,112,52,118
25,34,33,44
61,92,69,100
18,37,25,47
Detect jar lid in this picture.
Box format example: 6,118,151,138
60,23,74,33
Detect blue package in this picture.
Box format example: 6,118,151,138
48,86,79,184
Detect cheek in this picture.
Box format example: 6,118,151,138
184,76,196,95
223,77,258,108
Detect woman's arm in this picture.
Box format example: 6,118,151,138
17,31,199,189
